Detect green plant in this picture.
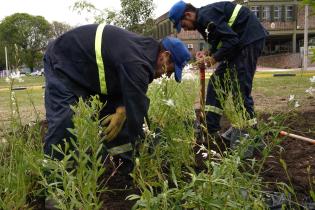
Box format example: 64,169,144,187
30,96,107,210
0,74,43,209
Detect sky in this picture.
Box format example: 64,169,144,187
0,0,226,26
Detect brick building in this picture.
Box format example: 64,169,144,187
153,0,315,68
153,12,207,56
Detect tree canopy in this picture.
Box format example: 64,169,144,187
0,13,52,71
72,0,155,34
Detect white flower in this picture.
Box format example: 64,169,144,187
210,149,222,158
162,99,175,107
153,77,163,85
5,77,10,83
196,144,207,154
201,152,208,158
294,101,300,108
182,72,197,80
41,159,48,167
210,150,217,156
142,123,151,136
288,95,295,101
310,76,315,83
305,87,315,95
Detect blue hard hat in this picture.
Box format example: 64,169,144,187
162,37,191,82
168,1,187,33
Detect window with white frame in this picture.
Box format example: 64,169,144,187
286,5,293,21
251,6,261,19
274,5,281,21
187,44,194,49
262,6,271,21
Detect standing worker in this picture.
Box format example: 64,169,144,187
44,24,191,174
168,1,268,145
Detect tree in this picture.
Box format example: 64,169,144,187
72,0,122,25
120,0,155,34
72,0,155,34
0,13,52,71
51,21,72,39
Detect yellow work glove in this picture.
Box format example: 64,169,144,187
102,106,126,142
204,56,216,67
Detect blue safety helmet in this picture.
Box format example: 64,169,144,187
161,37,191,82
168,1,187,33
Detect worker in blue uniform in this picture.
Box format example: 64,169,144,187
43,24,191,174
169,1,268,146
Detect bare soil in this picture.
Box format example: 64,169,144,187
98,109,315,209
32,109,315,209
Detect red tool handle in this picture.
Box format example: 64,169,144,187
199,65,206,107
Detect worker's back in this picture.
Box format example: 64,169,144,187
197,2,268,48
46,24,158,95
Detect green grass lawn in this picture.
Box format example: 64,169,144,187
0,71,314,124
0,76,45,125
253,70,315,97
0,76,44,88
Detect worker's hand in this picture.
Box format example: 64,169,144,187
204,56,216,67
102,106,126,142
195,51,206,69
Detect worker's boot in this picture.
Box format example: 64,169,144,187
45,197,60,210
221,127,254,158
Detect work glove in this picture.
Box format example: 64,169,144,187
204,56,216,67
102,106,126,142
195,51,216,69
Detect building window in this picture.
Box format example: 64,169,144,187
251,6,261,20
274,5,281,21
187,44,194,49
286,5,293,21
199,43,205,51
262,6,271,21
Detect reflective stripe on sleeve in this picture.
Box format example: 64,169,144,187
107,143,133,156
95,23,107,94
205,105,224,115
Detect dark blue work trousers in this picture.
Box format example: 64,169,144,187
43,54,133,173
206,39,265,133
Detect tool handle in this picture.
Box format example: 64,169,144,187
199,66,206,107
279,131,315,144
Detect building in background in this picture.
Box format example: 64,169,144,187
153,0,315,68
153,12,207,57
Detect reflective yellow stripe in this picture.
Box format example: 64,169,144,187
205,105,223,115
107,143,133,156
217,4,242,49
95,23,107,94
228,4,242,27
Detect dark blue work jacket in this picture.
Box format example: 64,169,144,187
196,1,268,62
46,24,159,143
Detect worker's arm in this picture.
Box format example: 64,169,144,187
117,62,151,143
198,9,240,62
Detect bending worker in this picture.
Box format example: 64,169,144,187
44,24,191,174
169,1,268,143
